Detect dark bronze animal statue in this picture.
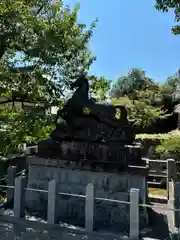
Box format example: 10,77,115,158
53,76,132,141
37,75,141,168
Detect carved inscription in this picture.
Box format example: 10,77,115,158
59,141,128,165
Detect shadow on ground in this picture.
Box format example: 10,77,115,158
140,207,170,240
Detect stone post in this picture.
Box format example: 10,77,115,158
178,112,180,130
168,180,175,227
174,182,180,228
18,143,26,151
167,159,177,181
85,183,94,232
7,166,16,203
130,188,139,240
47,179,57,224
14,176,26,217
167,159,177,199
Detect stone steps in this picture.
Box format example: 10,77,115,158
148,194,168,204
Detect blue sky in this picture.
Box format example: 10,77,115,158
65,0,180,83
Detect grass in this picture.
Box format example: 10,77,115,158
136,130,180,140
111,97,130,106
148,187,167,197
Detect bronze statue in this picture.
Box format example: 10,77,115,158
54,75,131,139
37,75,143,168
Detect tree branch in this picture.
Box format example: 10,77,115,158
0,99,44,105
0,98,53,109
35,4,44,16
0,99,14,105
0,40,6,59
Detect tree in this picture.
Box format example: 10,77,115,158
110,68,156,98
0,108,55,154
163,70,180,103
166,74,180,90
88,75,111,102
111,87,170,129
155,0,180,35
0,0,97,103
0,0,97,154
127,89,170,129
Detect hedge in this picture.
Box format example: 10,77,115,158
136,130,180,162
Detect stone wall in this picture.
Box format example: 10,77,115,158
25,158,148,234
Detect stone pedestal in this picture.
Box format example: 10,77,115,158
25,156,148,234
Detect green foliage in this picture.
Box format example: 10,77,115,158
112,89,170,128
1,0,180,155
111,96,130,106
155,137,180,162
155,0,180,35
163,71,180,103
110,68,156,98
0,0,104,154
128,103,169,129
136,133,169,140
136,130,180,140
166,74,180,90
88,75,111,102
0,108,55,154
0,0,97,102
136,131,180,161
110,65,179,131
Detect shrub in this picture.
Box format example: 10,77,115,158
135,132,180,160
136,130,180,140
0,109,55,155
111,89,170,129
155,137,180,162
136,133,170,140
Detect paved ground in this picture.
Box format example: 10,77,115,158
1,222,65,240
0,209,127,240
0,206,178,240
0,221,131,240
0,221,93,240
1,220,173,240
0,221,164,240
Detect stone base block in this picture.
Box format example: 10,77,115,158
25,157,148,233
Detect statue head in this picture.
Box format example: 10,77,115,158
70,75,88,90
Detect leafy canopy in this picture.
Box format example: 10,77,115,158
110,68,156,99
155,0,180,35
111,72,170,129
127,89,170,128
89,75,111,102
163,70,180,103
0,0,97,104
0,0,103,154
0,108,55,154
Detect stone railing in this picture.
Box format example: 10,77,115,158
1,166,180,238
0,172,140,239
142,158,177,203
